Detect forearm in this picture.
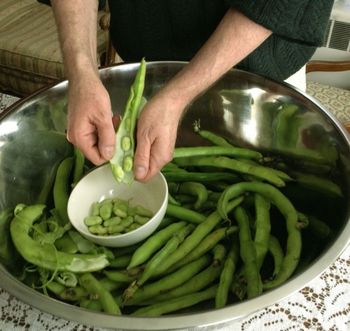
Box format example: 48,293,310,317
161,8,272,116
51,0,99,80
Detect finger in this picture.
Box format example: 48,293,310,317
134,130,151,181
141,138,173,182
84,145,106,165
96,117,116,160
77,133,107,165
66,123,105,165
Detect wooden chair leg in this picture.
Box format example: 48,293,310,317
99,12,116,67
344,122,350,134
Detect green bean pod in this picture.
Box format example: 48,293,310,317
218,181,301,289
307,215,332,240
139,224,194,283
178,181,208,210
148,255,224,304
274,103,299,149
54,234,78,254
215,239,239,308
79,273,121,315
175,156,285,187
110,58,146,183
169,226,238,271
131,285,218,317
291,171,343,198
235,206,262,299
174,146,262,161
163,171,240,183
166,204,206,224
0,208,21,268
253,194,271,269
53,156,74,225
127,221,187,269
109,255,132,268
46,280,65,297
123,224,194,301
79,299,103,312
99,277,124,292
212,244,227,266
268,235,284,277
72,147,85,188
59,286,87,302
123,255,211,305
193,121,234,147
238,158,293,182
154,197,243,276
104,270,140,283
10,204,109,272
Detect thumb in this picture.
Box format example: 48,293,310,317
96,120,116,160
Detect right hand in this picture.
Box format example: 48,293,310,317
66,71,116,165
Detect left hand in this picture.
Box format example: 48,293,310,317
133,91,185,182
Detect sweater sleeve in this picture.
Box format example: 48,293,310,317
225,0,334,46
37,0,107,10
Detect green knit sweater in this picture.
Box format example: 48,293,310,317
108,0,334,81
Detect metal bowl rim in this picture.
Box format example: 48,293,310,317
1,61,349,330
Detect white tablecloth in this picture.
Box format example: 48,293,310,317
0,93,349,331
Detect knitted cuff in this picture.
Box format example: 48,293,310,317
224,0,333,46
236,34,317,82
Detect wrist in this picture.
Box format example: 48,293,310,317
156,88,190,121
158,80,198,119
64,53,99,81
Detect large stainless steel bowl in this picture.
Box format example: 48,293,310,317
0,62,349,330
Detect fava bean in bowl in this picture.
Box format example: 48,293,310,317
84,198,154,236
67,163,168,247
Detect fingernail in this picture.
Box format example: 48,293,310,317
135,166,147,179
103,146,115,159
66,131,71,143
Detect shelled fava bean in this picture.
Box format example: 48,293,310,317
84,198,154,236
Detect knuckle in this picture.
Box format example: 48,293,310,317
163,151,173,164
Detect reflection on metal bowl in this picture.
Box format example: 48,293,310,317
0,62,349,330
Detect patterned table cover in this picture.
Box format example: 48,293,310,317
0,90,349,331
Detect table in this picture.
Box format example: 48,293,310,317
0,92,349,331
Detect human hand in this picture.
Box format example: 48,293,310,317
134,92,185,182
66,72,117,165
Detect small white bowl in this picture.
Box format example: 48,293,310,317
67,163,168,247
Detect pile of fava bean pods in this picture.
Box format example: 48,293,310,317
4,126,341,318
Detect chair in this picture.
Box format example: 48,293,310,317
0,0,108,97
99,11,123,66
306,60,350,134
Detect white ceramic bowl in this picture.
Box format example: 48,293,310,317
67,163,168,247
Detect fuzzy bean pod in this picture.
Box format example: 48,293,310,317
10,204,109,272
175,156,285,187
127,221,187,269
79,273,121,315
123,255,211,305
253,194,271,269
235,206,262,299
131,285,218,317
154,197,243,276
218,181,301,289
123,224,194,301
215,239,239,308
